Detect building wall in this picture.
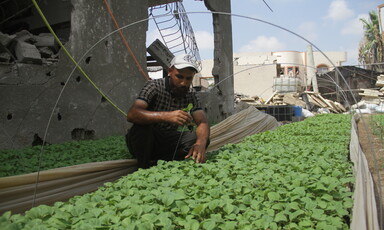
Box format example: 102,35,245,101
273,51,303,67
0,0,148,149
0,0,235,149
234,65,278,100
312,51,347,69
198,50,346,100
204,0,235,121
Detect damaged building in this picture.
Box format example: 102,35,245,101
317,66,382,107
0,0,234,149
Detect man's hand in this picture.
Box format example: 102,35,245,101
185,143,207,163
167,110,192,126
127,100,193,126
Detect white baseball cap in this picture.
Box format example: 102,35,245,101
170,54,200,72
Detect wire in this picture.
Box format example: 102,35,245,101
102,0,150,81
32,0,126,116
30,0,127,208
172,126,186,161
262,0,273,12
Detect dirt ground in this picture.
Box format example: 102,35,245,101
357,114,384,227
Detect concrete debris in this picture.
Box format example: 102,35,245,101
14,41,42,64
14,30,35,43
34,33,59,52
235,91,347,115
351,74,384,114
376,74,384,87
0,32,15,47
0,52,11,62
357,74,384,105
0,30,59,64
38,47,55,58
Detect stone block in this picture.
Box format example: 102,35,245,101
147,39,174,69
38,47,54,58
0,52,11,62
35,33,59,52
0,32,14,47
15,41,42,64
14,30,34,43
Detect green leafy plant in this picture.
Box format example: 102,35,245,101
182,103,193,113
0,136,131,177
179,103,195,131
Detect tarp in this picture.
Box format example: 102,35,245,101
0,160,138,214
0,106,279,214
207,106,280,151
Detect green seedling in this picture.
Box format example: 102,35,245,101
180,103,194,131
182,103,193,113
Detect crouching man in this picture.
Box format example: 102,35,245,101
126,54,210,169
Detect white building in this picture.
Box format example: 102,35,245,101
198,48,347,101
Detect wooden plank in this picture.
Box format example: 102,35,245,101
307,95,325,108
334,102,346,112
326,100,341,113
359,89,383,97
265,91,278,104
317,94,334,108
310,94,328,108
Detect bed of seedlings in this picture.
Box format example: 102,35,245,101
0,136,130,177
0,114,354,229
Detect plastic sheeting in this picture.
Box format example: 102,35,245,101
207,106,281,151
350,116,380,230
0,160,138,214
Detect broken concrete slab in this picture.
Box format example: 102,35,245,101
38,46,55,58
14,41,42,64
14,30,35,43
0,32,15,47
0,52,11,63
376,74,384,87
35,33,59,52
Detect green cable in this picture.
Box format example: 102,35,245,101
32,0,127,116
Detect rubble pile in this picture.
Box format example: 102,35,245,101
235,91,346,117
351,74,384,114
0,30,59,65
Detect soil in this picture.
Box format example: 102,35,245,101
357,114,384,227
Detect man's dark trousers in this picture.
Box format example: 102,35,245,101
126,124,198,169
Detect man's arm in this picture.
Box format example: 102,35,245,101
127,99,192,126
185,110,210,163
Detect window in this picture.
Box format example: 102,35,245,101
317,64,329,74
286,66,299,76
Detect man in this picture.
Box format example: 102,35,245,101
126,54,210,169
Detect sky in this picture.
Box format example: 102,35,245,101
147,0,383,66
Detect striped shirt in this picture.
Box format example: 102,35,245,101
137,76,202,130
